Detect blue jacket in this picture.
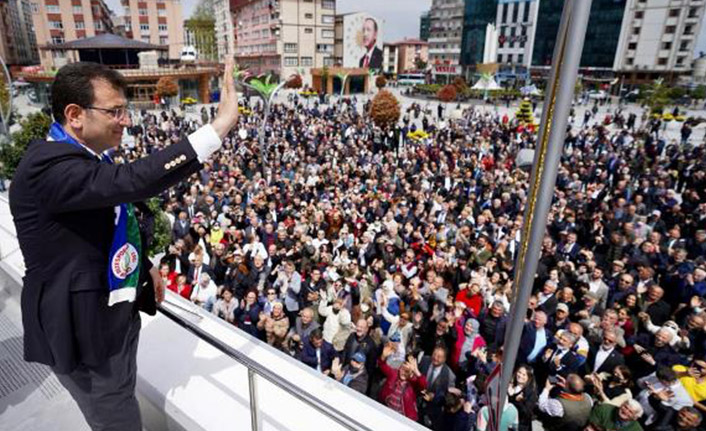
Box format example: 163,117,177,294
299,337,336,373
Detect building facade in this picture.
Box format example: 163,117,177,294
120,0,184,60
0,0,40,66
613,0,704,84
532,0,627,71
30,0,115,69
215,0,235,61
233,0,336,82
394,39,428,73
419,10,430,41
494,0,539,67
460,0,499,68
428,0,465,66
382,43,398,75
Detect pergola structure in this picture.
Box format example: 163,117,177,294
17,34,221,105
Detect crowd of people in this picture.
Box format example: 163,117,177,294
117,90,706,431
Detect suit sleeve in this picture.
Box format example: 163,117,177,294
29,137,203,213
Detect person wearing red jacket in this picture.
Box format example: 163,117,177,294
455,283,483,317
378,343,427,421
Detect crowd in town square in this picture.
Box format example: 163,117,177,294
116,89,706,431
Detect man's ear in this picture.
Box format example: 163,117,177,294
64,104,84,129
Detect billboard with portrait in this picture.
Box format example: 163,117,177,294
342,13,384,69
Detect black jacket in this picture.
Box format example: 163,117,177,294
10,137,202,373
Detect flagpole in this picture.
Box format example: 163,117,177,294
494,0,593,426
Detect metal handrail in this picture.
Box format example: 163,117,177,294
158,302,377,431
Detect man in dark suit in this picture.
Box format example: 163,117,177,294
518,310,550,365
418,346,456,427
585,329,624,375
10,59,239,430
172,210,191,240
358,17,383,69
186,254,214,285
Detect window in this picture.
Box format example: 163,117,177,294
522,2,529,22
46,4,60,13
628,42,637,50
140,23,149,31
501,3,507,23
662,42,672,50
75,21,85,29
158,9,167,16
322,29,334,38
316,43,332,53
158,24,168,32
669,9,679,17
689,8,699,18
160,36,168,45
321,15,334,24
301,56,313,66
626,57,634,65
658,57,668,65
665,26,676,34
635,11,643,19
95,21,102,30
322,0,334,9
323,57,334,66
512,3,518,23
632,27,640,35
73,5,82,14
304,13,313,19
284,57,298,66
51,36,64,44
677,56,686,65
139,8,148,15
284,43,297,52
49,21,63,29
142,36,151,43
30,2,38,13
680,41,690,51
518,54,524,64
684,25,694,35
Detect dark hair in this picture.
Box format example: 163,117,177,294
51,62,127,124
364,17,378,33
310,328,323,341
656,366,677,383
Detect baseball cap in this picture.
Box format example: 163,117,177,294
352,352,366,363
557,303,569,313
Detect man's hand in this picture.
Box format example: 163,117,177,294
211,56,239,140
150,266,165,304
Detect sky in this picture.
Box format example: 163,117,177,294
105,0,706,58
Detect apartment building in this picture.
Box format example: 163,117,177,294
0,0,39,66
120,0,184,60
233,0,336,82
214,0,235,61
384,39,429,76
30,0,114,69
419,10,430,42
613,0,704,84
428,0,465,66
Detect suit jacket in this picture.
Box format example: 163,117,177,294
419,356,456,397
518,323,550,364
10,137,202,373
359,46,383,69
585,346,624,375
172,219,191,240
187,263,214,285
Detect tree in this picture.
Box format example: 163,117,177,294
184,18,217,61
285,74,303,90
691,85,706,100
642,78,670,114
192,0,215,19
145,198,171,258
414,58,428,71
0,112,52,178
437,84,457,103
375,75,387,89
453,76,468,94
156,77,179,98
369,90,400,129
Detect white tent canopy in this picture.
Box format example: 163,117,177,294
472,76,501,91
